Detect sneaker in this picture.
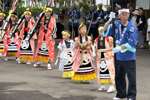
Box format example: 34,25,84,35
26,61,31,65
98,86,106,91
113,97,127,100
34,62,42,67
4,57,9,61
47,64,52,69
18,60,21,64
107,86,115,93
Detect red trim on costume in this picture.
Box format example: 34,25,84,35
106,37,109,42
24,27,30,31
60,41,63,44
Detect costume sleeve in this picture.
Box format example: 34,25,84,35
96,11,101,20
124,26,139,52
94,39,97,49
71,40,75,49
108,36,113,43
57,42,63,51
67,10,72,18
86,11,89,20
101,10,105,19
76,9,80,19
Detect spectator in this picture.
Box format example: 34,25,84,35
129,6,134,19
67,4,80,38
132,10,139,25
136,7,146,49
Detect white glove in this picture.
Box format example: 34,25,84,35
148,41,150,46
109,12,116,22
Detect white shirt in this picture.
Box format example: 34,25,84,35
132,16,137,25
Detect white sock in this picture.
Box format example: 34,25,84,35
37,62,41,64
109,85,114,89
47,64,51,66
101,85,105,88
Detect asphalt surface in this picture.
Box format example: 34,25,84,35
0,40,150,100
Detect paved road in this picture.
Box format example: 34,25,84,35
0,41,150,100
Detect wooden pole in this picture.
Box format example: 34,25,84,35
87,19,93,35
72,21,74,39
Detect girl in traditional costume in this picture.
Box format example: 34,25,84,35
71,23,97,83
18,8,37,64
34,6,57,69
94,26,115,92
57,30,74,78
0,11,5,56
3,11,20,61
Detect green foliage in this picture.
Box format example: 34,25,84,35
4,6,44,18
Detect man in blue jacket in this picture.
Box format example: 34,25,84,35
103,9,138,100
97,3,105,25
104,5,112,22
86,4,100,41
68,4,80,37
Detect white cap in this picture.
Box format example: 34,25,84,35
89,4,94,7
116,3,121,9
132,10,139,15
107,5,111,8
98,3,103,6
119,9,130,15
72,3,76,7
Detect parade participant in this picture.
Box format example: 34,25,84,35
94,26,115,93
18,8,37,64
115,3,121,20
131,10,139,25
103,9,138,100
0,11,5,56
71,23,97,83
3,11,20,61
68,3,80,37
97,3,105,25
34,6,57,70
57,30,74,78
86,4,99,41
86,4,100,57
104,5,112,22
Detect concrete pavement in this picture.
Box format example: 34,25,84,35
0,42,150,100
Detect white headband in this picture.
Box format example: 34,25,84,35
119,9,130,14
116,3,121,9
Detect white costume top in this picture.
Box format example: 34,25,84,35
57,40,74,59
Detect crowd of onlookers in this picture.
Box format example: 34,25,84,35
67,3,147,49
